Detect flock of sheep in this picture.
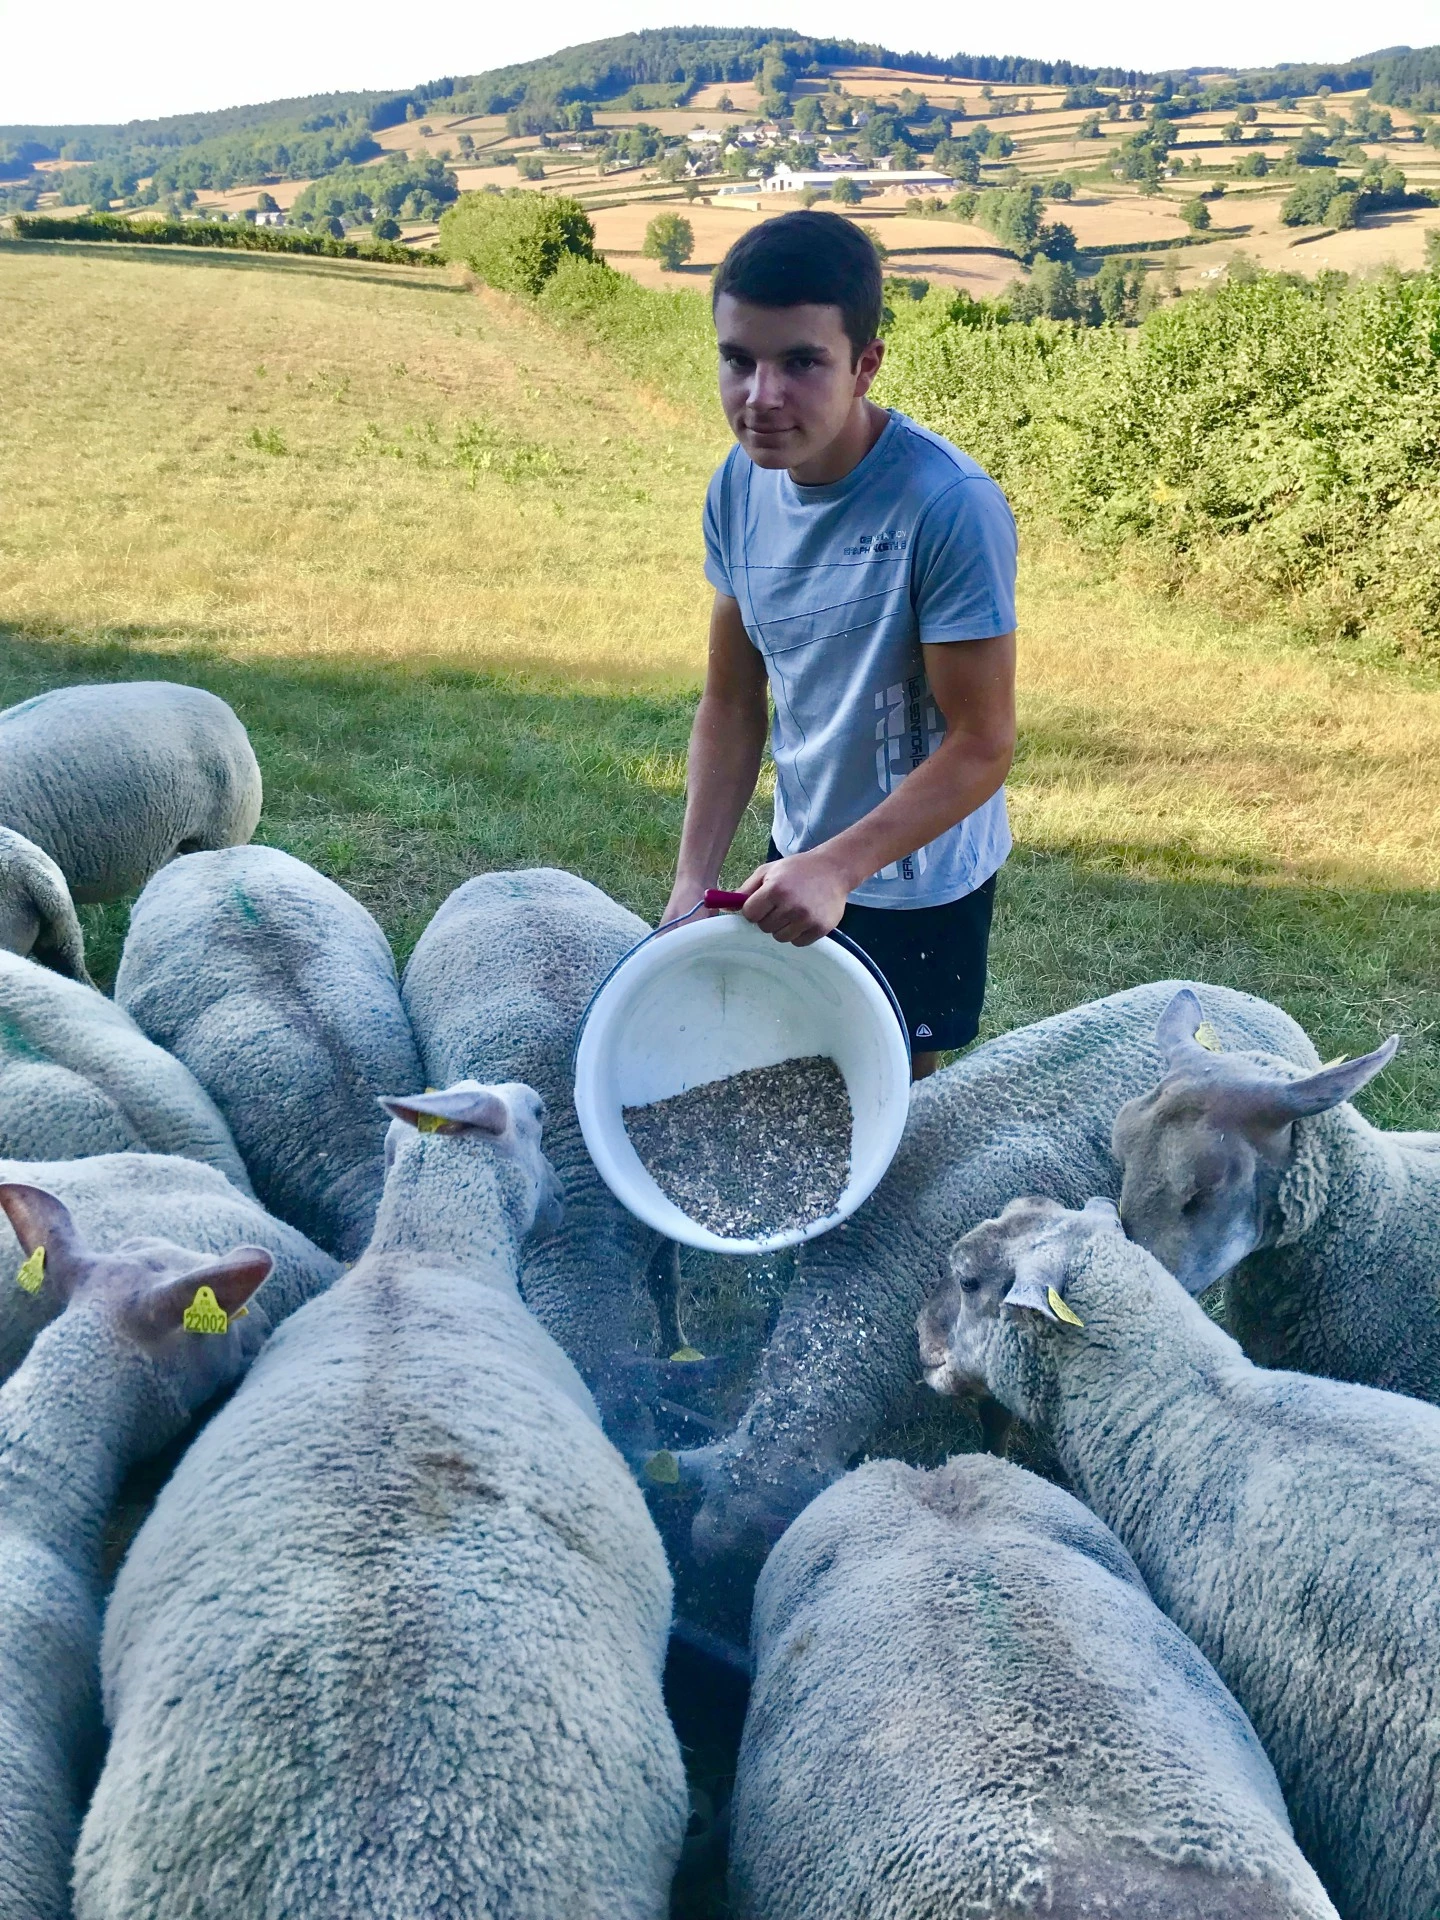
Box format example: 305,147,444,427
0,677,1435,1920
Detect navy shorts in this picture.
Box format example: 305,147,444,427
767,840,996,1052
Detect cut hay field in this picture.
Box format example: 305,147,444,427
2,242,1438,1129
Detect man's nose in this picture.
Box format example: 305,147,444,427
748,362,787,411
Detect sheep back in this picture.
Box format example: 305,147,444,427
78,1256,687,1920
732,1453,1337,1920
115,847,423,1260
0,953,251,1191
401,868,665,1383
0,1152,339,1382
0,682,262,902
0,829,87,982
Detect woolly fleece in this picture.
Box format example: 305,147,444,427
0,829,87,982
732,1453,1338,1920
115,846,424,1259
401,868,672,1390
920,1199,1440,1920
679,981,1319,1564
0,1151,339,1383
0,681,261,902
76,1091,687,1920
0,952,251,1190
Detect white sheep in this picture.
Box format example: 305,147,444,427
674,980,1320,1566
0,951,251,1190
74,1080,688,1920
918,1193,1440,1920
1113,986,1438,1398
115,846,425,1259
0,1181,272,1920
401,868,682,1419
0,681,262,902
0,1150,340,1384
731,1451,1338,1919
0,829,87,982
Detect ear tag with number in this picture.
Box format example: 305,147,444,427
182,1286,229,1335
1047,1286,1085,1328
1194,1022,1223,1053
414,1111,448,1134
15,1247,45,1294
669,1346,705,1363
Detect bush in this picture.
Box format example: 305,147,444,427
642,212,694,270
1282,173,1343,225
1181,197,1211,230
438,191,597,295
516,155,546,181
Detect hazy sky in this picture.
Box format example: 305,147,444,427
3,0,1437,126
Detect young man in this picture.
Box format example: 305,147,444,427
663,210,1017,1079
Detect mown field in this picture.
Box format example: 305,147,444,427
2,240,1437,1135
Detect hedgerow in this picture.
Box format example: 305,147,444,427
12,211,443,266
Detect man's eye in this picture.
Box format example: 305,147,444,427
788,356,819,371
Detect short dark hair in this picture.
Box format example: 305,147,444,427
713,211,884,362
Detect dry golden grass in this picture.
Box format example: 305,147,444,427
5,242,1440,900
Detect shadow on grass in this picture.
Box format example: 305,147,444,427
4,619,1436,1128
0,238,468,295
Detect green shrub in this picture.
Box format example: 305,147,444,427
1180,197,1211,230
11,211,440,266
438,191,596,296
641,212,694,271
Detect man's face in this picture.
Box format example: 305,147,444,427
714,294,883,472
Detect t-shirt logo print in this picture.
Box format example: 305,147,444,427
874,678,943,882
843,528,909,558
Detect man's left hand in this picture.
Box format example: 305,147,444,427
736,850,853,946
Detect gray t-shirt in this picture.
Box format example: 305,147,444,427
703,411,1017,909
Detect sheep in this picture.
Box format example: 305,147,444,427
401,868,682,1424
0,951,251,1191
0,680,262,903
0,1180,272,1920
0,829,88,982
0,1150,341,1384
115,846,425,1260
74,1079,689,1920
673,981,1320,1569
1112,986,1439,1399
731,1451,1338,1920
918,1193,1440,1920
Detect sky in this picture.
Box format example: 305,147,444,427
2,0,1437,127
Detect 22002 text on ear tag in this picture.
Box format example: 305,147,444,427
182,1285,229,1335
14,1246,45,1294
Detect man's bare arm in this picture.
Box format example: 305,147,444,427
662,593,770,923
739,629,1017,944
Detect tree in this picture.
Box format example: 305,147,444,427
1180,197,1211,230
255,190,279,212
681,180,700,202
1326,192,1359,229
831,175,861,205
1034,220,1076,259
642,211,694,270
517,154,545,181
374,215,400,239
439,191,597,295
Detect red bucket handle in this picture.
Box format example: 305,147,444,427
703,889,749,911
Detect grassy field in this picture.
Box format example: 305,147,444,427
2,240,1438,1134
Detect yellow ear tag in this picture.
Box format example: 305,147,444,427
1047,1287,1085,1328
644,1450,681,1486
15,1246,45,1294
1194,1022,1223,1053
414,1111,447,1134
182,1285,229,1335
1319,1054,1349,1069
669,1346,705,1363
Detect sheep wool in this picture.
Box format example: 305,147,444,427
1114,987,1440,1400
676,981,1320,1565
0,1183,271,1920
0,828,87,982
401,868,676,1404
0,952,251,1191
0,1151,340,1384
0,681,261,902
115,846,425,1260
732,1453,1338,1920
75,1082,688,1920
920,1196,1440,1920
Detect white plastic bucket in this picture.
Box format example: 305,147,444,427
573,913,912,1255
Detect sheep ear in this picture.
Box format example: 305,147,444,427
1155,988,1211,1070
1003,1271,1061,1319
1251,1036,1400,1125
1079,1196,1122,1232
378,1087,510,1137
0,1183,86,1302
141,1248,274,1338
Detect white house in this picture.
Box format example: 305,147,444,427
760,165,955,194
253,208,286,227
